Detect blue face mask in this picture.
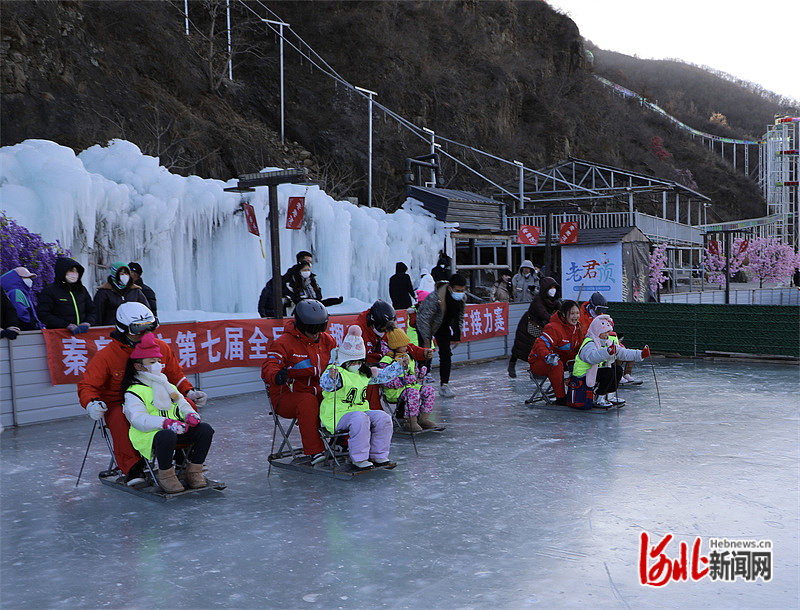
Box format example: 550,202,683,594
450,291,465,301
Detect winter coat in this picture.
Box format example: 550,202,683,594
528,277,561,328
36,257,96,329
431,263,449,283
258,270,290,318
353,309,428,365
573,336,643,378
416,282,465,344
511,261,540,303
389,262,415,310
261,320,336,404
285,264,322,304
489,280,512,302
579,301,594,336
93,280,150,326
0,270,42,331
77,331,193,409
137,281,158,317
529,311,583,368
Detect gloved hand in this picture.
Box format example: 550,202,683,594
370,366,380,378
423,348,435,359
641,345,651,359
86,399,108,421
162,419,188,434
607,342,617,356
274,368,289,386
184,412,201,427
75,323,90,334
544,353,559,366
67,324,79,334
417,366,428,380
0,327,20,340
186,389,207,407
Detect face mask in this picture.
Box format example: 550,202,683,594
119,274,130,286
345,363,361,373
374,329,385,337
147,363,164,374
548,288,557,297
23,278,33,288
300,270,311,279
65,272,79,284
522,271,530,278
450,291,465,301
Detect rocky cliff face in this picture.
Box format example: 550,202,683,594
1,0,769,219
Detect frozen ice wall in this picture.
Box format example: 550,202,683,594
0,139,451,315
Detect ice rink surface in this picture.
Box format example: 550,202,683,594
2,357,798,608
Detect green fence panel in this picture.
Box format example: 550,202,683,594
607,303,800,357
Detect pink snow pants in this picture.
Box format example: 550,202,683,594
401,385,435,417
336,410,393,462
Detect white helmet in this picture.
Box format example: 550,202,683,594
115,302,158,334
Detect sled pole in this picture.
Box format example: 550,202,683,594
648,351,661,413
576,283,585,302
267,384,283,480
76,421,97,487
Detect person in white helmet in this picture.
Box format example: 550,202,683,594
77,302,207,486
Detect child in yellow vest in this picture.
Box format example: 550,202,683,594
121,333,215,493
380,328,437,432
319,326,402,470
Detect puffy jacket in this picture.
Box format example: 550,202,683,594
1,270,42,330
137,281,158,317
579,301,594,336
529,310,583,368
261,320,336,403
415,282,465,344
511,261,540,302
389,262,415,309
36,257,96,329
489,280,512,302
528,277,561,328
77,331,193,408
354,309,427,365
93,281,150,326
258,269,293,318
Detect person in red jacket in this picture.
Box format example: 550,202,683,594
354,300,433,410
261,299,335,462
77,302,207,485
528,300,583,405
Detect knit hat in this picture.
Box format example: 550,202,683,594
385,328,411,350
130,333,162,359
587,314,614,348
336,325,366,363
13,267,36,278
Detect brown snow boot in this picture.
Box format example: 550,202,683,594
156,466,185,493
185,462,208,488
405,416,423,433
418,412,437,429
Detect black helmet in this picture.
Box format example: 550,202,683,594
588,292,608,316
366,299,395,332
294,299,328,334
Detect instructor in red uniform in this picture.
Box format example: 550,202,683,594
77,302,206,485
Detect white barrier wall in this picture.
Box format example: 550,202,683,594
0,304,528,428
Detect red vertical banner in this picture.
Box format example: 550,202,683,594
559,221,579,245
708,240,720,256
241,202,259,236
736,240,748,255
286,197,305,229
516,225,540,245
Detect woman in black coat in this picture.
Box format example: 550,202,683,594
389,262,415,309
508,276,561,378
37,257,96,332
93,262,150,326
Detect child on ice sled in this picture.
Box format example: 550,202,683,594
319,326,403,470
121,333,215,493
380,327,437,432
567,315,650,410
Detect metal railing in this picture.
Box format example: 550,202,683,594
660,287,799,305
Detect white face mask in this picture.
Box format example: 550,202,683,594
548,288,557,297
345,363,361,373
522,271,531,278
300,270,311,279
23,278,33,288
65,272,79,284
119,274,130,286
450,291,465,301
146,362,164,374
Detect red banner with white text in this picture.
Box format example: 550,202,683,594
42,304,507,385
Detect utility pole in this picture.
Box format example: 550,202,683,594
355,86,377,207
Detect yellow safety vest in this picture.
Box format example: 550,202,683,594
126,383,183,460
573,335,619,378
379,354,419,403
319,366,370,433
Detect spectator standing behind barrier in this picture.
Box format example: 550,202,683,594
511,260,539,303
93,262,151,326
416,273,436,304
508,276,561,377
128,262,157,317
416,274,467,399
389,262,416,309
1,267,43,339
295,250,343,308
36,256,95,334
430,252,451,282
489,268,513,302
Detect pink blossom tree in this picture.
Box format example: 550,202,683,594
648,243,669,295
745,237,800,287
702,237,747,286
